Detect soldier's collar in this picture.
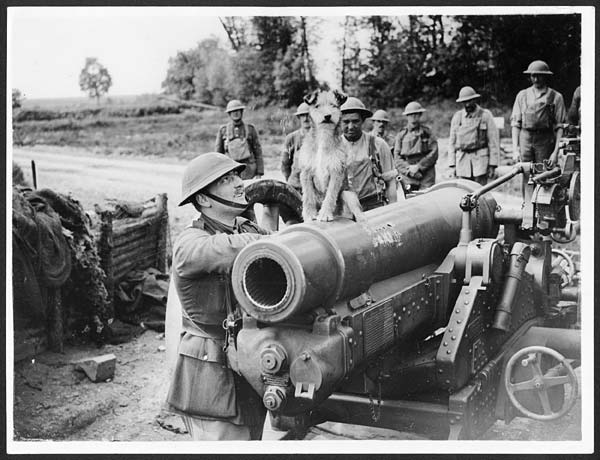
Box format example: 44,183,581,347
531,85,548,97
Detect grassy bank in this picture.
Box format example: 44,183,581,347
12,94,513,170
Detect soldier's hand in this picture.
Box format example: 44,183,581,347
408,164,420,177
547,152,558,168
487,166,497,179
253,174,263,180
448,166,457,178
511,146,520,164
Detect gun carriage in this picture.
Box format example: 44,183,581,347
234,137,581,439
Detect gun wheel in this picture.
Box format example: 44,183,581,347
504,345,578,421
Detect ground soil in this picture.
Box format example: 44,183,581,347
10,145,584,448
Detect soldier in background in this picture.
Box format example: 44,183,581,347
447,86,500,185
280,102,311,193
340,97,399,210
215,99,264,180
567,85,581,127
510,60,567,167
369,109,395,153
394,101,438,192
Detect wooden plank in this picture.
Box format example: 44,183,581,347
113,233,158,254
113,253,157,280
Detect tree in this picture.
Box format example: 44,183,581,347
79,58,112,105
162,38,236,106
12,89,25,109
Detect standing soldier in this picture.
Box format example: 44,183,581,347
567,86,581,127
339,97,399,210
166,152,269,440
216,99,264,180
511,60,567,167
394,101,439,192
447,86,500,185
369,109,395,153
280,102,311,193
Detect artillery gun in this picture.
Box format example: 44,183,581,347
233,137,581,439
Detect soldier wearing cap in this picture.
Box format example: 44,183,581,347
280,102,311,193
340,97,399,210
394,101,439,191
165,152,269,440
448,87,500,185
369,109,396,152
510,60,567,166
216,100,264,180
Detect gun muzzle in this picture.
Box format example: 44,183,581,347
232,180,499,323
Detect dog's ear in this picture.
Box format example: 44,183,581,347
303,90,318,106
333,89,348,106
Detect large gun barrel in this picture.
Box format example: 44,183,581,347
232,181,498,323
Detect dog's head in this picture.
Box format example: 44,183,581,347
303,89,348,128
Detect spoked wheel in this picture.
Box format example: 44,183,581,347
504,346,578,421
551,248,577,288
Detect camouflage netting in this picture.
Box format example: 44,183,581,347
12,187,113,344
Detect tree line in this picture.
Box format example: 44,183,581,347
161,14,581,110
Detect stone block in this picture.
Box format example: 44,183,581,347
74,353,116,382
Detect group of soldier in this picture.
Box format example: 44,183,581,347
164,58,581,441
213,59,579,214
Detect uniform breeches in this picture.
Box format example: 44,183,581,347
457,173,488,186
519,130,555,163
239,160,257,180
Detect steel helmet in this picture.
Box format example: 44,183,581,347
523,60,553,75
179,152,245,206
371,109,390,122
402,101,427,116
294,102,310,116
340,97,373,118
456,86,481,103
225,99,246,113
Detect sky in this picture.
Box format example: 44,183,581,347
8,6,592,100
7,7,345,99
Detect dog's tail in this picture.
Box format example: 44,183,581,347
341,190,366,222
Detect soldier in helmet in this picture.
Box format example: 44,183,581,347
511,60,567,166
216,100,264,180
280,102,311,193
165,152,269,440
394,101,439,192
448,86,500,185
340,97,399,210
369,109,395,152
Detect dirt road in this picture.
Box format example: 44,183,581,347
10,145,583,448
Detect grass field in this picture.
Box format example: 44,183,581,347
12,94,513,170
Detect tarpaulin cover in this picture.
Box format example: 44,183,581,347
114,267,169,332
12,187,112,343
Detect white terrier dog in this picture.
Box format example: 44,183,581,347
297,90,364,222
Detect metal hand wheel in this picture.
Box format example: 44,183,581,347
504,345,578,421
551,248,577,288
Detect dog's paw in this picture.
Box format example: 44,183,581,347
353,211,367,223
317,210,334,222
303,210,317,222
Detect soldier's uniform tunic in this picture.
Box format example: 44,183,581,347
369,129,396,154
567,86,581,127
280,129,306,193
511,85,566,163
394,125,438,190
215,122,264,180
166,215,269,440
342,132,397,211
448,105,500,185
